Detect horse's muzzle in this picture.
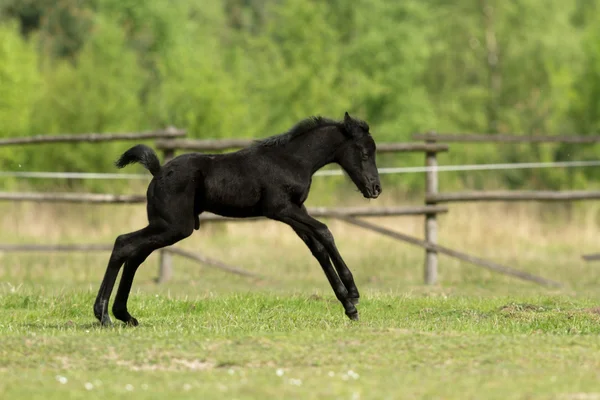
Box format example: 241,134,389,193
364,183,382,199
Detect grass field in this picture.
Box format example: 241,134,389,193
2,200,600,399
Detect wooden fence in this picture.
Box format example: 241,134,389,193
151,135,564,287
3,128,598,288
0,128,461,285
412,132,600,274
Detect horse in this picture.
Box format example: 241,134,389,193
93,111,382,326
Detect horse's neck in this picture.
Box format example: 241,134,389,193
291,126,346,175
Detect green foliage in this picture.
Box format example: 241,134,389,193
570,11,600,135
13,14,147,191
0,21,41,137
2,290,600,399
32,16,145,135
0,21,42,188
145,2,252,139
0,0,600,194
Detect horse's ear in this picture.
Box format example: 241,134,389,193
342,111,354,136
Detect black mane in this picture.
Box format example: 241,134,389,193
254,116,340,147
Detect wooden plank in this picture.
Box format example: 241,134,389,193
412,132,600,144
0,128,186,146
424,150,439,285
0,244,113,252
335,216,563,288
198,205,449,222
157,250,173,283
155,138,253,151
0,242,256,282
582,253,600,262
308,205,448,217
0,193,449,216
155,138,448,153
376,143,449,153
165,247,261,278
428,191,600,203
0,192,146,203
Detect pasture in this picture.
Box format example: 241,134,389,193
1,200,600,399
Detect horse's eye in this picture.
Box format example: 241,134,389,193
362,153,369,161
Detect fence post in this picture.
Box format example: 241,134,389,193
161,125,178,163
157,126,180,283
424,132,439,285
157,250,173,283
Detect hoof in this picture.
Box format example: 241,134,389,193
125,317,139,327
346,311,359,321
100,316,113,327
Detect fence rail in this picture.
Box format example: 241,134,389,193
412,131,600,279
413,133,600,144
5,127,597,288
0,125,453,285
0,191,448,217
338,216,562,288
0,243,259,280
426,191,600,203
0,128,186,146
0,192,147,204
198,205,449,222
154,138,449,153
0,244,113,252
582,253,600,262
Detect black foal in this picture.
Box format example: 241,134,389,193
93,112,382,326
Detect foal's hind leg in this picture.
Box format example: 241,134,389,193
93,228,149,326
110,223,193,325
110,250,152,326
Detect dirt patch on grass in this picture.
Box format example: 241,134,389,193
499,303,546,313
102,346,216,372
116,358,215,372
307,294,337,304
582,307,600,315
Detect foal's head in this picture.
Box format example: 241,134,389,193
335,112,382,199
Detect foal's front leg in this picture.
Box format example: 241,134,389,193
292,228,358,320
272,205,360,319
287,206,360,303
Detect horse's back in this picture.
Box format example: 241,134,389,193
151,148,310,218
192,150,265,217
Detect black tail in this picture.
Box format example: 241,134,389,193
115,144,162,176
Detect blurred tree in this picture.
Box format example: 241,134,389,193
0,0,597,193
422,0,586,189
558,9,600,188
224,0,270,33
342,0,436,140
569,11,600,135
0,20,42,178
18,14,146,179
32,15,145,135
0,0,95,59
0,0,46,36
144,1,254,139
0,21,41,137
242,0,353,132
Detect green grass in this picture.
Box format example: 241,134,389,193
2,289,600,399
3,202,600,399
